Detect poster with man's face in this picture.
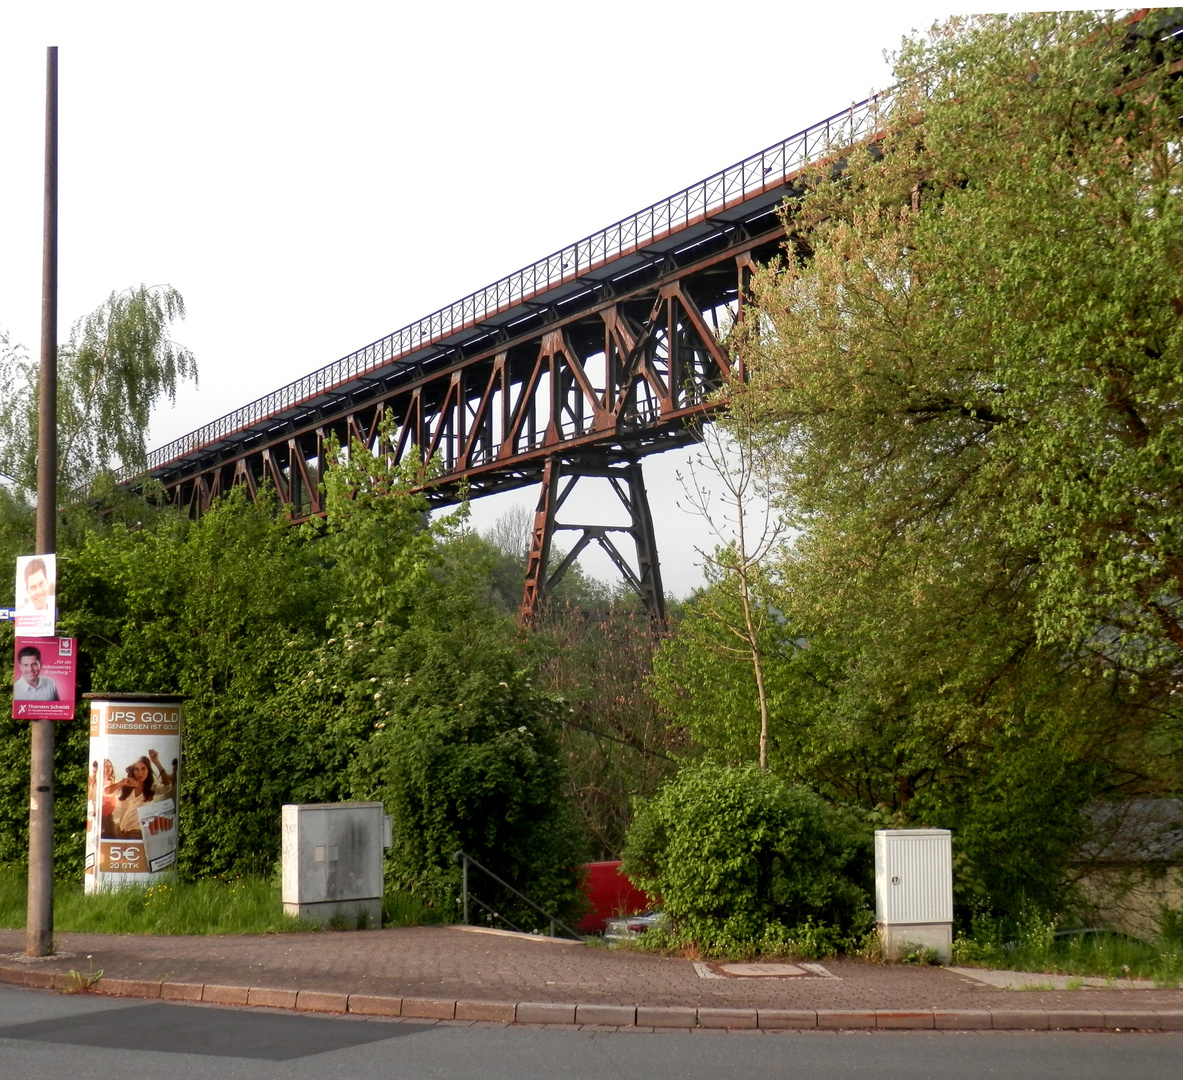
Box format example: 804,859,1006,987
12,636,76,720
14,554,56,637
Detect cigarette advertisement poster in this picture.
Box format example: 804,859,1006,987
12,636,77,720
86,700,182,890
14,554,56,638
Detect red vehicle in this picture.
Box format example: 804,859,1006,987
578,861,651,934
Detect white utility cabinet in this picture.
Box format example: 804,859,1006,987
282,802,392,926
874,829,953,963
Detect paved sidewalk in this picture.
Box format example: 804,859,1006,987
1,925,1181,1032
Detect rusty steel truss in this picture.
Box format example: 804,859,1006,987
140,95,889,619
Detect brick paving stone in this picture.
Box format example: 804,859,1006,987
758,1009,816,1029
203,984,249,1005
118,979,162,999
517,1002,576,1024
1104,1010,1160,1029
348,993,402,1017
1,927,1180,1031
1045,1010,1106,1029
248,987,298,1009
161,982,203,1002
638,1006,697,1028
576,1004,636,1026
455,1000,515,1023
698,1007,758,1029
990,1009,1049,1030
875,1010,935,1029
401,997,456,1020
817,1010,876,1029
296,990,348,1013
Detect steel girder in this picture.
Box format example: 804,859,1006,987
158,226,779,617
521,456,665,624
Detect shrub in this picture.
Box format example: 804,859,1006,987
621,762,870,953
348,624,586,928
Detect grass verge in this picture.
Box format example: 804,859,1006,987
951,913,1183,987
0,868,455,936
0,869,312,935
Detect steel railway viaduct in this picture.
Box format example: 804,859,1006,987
138,97,888,621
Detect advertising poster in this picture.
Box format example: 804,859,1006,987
14,554,56,637
12,637,77,720
85,698,182,892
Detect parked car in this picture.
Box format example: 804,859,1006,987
603,911,666,943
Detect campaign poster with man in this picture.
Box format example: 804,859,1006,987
12,636,77,720
14,554,56,638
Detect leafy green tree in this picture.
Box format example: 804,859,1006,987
0,285,196,493
293,427,586,921
59,491,333,877
746,10,1183,688
646,12,1183,920
649,575,843,778
315,420,464,632
0,402,587,910
346,619,586,924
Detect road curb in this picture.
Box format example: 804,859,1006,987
0,965,1179,1031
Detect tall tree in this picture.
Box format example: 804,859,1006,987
655,10,1183,916
674,410,789,769
745,10,1183,696
0,284,196,493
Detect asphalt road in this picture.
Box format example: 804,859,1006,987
1,985,1180,1080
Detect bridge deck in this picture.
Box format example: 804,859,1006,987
141,93,887,490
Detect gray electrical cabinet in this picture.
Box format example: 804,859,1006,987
874,829,953,963
281,802,392,926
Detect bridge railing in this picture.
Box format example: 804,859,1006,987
136,90,890,478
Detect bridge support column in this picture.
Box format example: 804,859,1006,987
519,455,666,625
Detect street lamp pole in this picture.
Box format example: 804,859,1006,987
27,44,58,959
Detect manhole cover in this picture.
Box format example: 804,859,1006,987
718,962,807,977
694,961,837,980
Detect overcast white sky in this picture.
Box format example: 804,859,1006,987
0,1,1029,596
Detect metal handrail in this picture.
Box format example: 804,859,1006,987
465,892,527,936
135,90,891,478
453,849,584,941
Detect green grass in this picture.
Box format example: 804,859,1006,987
382,889,451,928
951,912,1183,987
0,870,313,935
0,868,455,936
